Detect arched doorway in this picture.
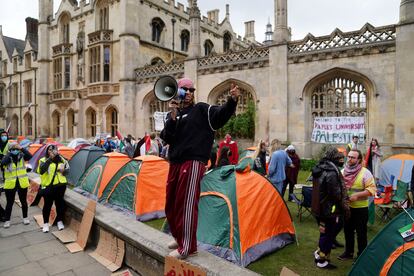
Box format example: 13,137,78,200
10,115,19,137
24,113,33,137
208,79,256,139
51,110,61,138
105,105,118,137
86,107,97,138
67,109,75,139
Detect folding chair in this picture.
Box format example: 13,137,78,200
291,186,313,222
376,180,409,222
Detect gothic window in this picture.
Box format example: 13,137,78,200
24,79,32,103
0,85,4,106
89,46,101,83
10,115,19,136
67,109,75,139
150,57,164,66
86,108,97,138
13,58,18,73
60,13,70,44
53,58,63,90
64,57,70,88
24,113,33,136
103,46,110,81
52,111,61,138
12,83,18,106
105,106,118,137
223,32,232,52
151,18,165,43
204,40,214,56
180,30,190,52
2,61,7,77
25,53,31,69
99,6,109,30
310,76,367,119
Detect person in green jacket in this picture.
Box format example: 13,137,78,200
38,144,70,233
2,142,32,228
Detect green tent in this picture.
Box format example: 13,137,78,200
197,165,295,266
67,146,105,185
349,208,414,276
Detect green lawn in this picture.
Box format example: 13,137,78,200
145,171,387,276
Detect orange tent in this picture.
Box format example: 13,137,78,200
28,144,43,155
57,146,76,160
98,155,169,221
197,164,295,266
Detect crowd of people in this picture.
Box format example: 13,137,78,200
0,75,411,273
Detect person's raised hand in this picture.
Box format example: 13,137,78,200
230,83,240,101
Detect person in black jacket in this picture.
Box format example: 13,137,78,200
312,147,348,269
161,77,239,259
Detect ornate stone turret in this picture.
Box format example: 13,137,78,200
400,0,414,24
188,0,201,58
264,18,274,45
273,0,290,43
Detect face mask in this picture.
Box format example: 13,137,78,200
337,161,345,167
10,149,20,155
1,136,7,142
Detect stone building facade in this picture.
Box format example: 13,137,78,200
1,0,414,158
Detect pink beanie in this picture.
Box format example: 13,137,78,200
177,78,194,89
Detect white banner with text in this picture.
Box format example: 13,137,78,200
311,116,365,144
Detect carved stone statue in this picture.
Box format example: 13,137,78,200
76,31,85,56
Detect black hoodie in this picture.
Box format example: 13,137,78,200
312,159,345,220
160,97,237,164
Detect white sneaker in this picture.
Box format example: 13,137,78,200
42,223,49,233
23,217,30,225
3,221,10,228
57,221,64,231
168,240,179,249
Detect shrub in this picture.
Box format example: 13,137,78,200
217,100,255,139
300,159,318,171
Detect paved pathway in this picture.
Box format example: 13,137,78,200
0,196,114,276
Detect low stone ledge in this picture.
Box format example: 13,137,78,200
64,189,259,276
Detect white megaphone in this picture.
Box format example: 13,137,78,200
153,76,180,102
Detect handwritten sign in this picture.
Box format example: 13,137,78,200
164,256,206,276
154,112,169,131
311,116,365,144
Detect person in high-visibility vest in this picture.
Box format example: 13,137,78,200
338,149,376,261
0,129,10,222
1,142,32,228
37,144,70,233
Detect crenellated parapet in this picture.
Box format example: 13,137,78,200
287,23,396,63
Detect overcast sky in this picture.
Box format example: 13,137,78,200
0,0,399,42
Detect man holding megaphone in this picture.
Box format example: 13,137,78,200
160,77,239,259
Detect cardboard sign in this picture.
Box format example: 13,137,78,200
66,200,96,253
27,180,40,206
89,228,125,272
280,266,300,276
164,256,206,276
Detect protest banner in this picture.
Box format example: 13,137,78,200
311,116,365,144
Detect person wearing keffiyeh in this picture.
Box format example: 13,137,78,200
338,149,376,261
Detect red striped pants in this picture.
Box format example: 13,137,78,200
165,160,206,256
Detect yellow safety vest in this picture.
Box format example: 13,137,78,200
37,157,51,187
0,142,9,155
347,167,369,208
38,158,68,186
4,158,29,189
